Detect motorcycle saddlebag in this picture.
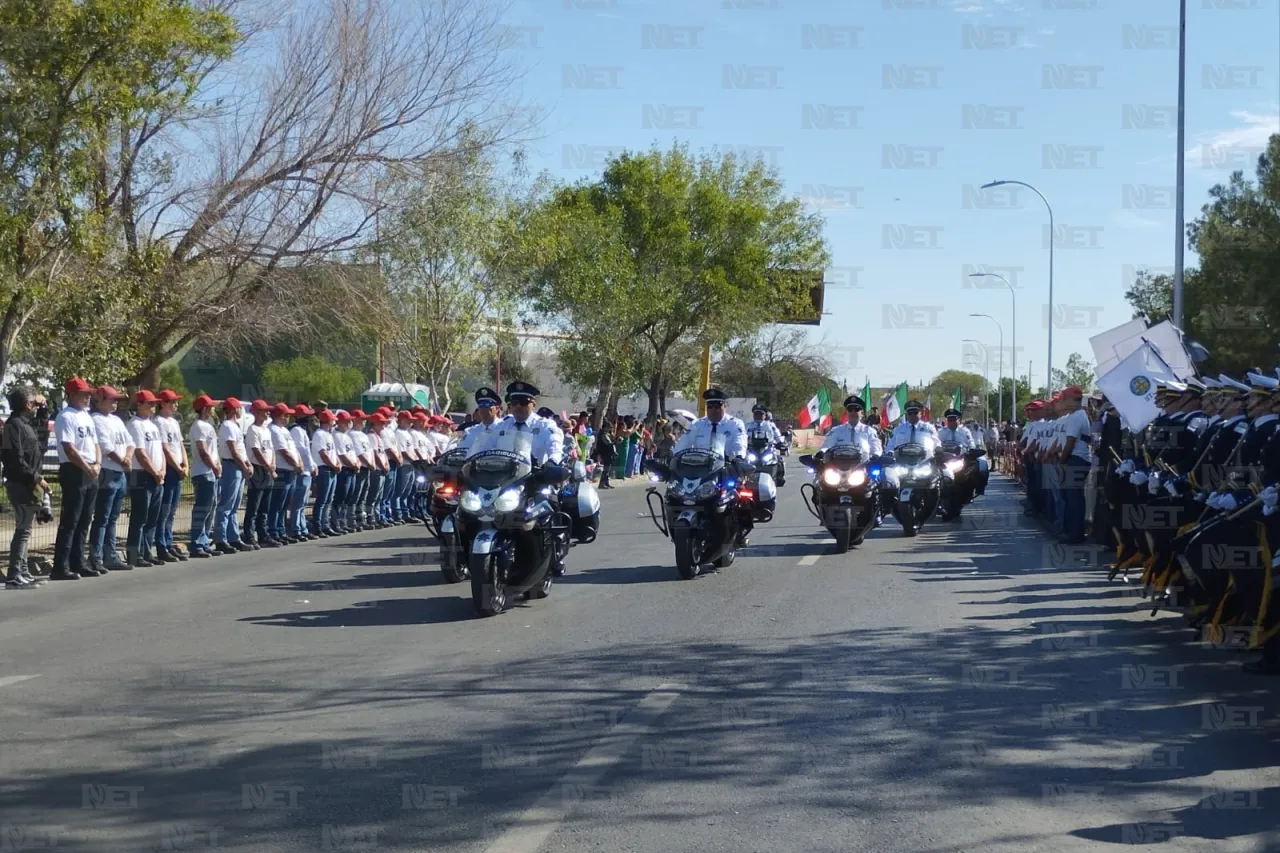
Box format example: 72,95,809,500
560,481,601,544
753,472,777,515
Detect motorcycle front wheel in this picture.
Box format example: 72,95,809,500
469,553,507,616
673,527,700,580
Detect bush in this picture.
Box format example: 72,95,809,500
260,356,366,403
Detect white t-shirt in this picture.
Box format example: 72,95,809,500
55,405,98,465
291,425,315,473
218,419,247,462
398,429,417,459
1061,408,1093,462
369,431,387,467
414,430,433,461
311,428,338,468
350,429,372,466
245,422,274,468
155,414,185,466
92,411,133,473
269,423,298,471
128,416,165,474
189,419,219,477
333,429,355,464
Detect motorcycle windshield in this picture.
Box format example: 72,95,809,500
461,450,532,491
824,444,864,469
437,448,469,469
669,449,724,481
748,437,770,451
940,442,962,456
895,443,930,466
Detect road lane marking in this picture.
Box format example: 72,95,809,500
797,555,821,566
0,675,40,688
482,684,684,853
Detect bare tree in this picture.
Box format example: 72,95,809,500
113,0,529,385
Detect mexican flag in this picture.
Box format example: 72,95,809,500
950,387,963,413
798,387,832,430
922,395,932,422
882,382,908,424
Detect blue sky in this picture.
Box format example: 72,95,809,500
499,0,1279,391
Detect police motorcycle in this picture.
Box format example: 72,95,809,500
882,439,942,537
550,459,602,576
429,447,471,583
644,448,771,580
746,435,781,488
454,449,573,616
936,442,986,522
798,445,882,552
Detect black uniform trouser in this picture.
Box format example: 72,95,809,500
52,463,98,573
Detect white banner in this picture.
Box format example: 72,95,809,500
1095,343,1179,433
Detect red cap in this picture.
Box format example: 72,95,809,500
410,404,427,414
412,412,428,423
221,396,242,411
1062,385,1084,397
192,394,221,410
249,399,271,413
335,410,352,422
64,377,92,395
396,410,413,421
156,389,182,402
95,385,125,400
368,413,388,425
292,403,314,417
316,410,336,424
349,409,368,420
270,402,294,417
376,406,393,417
134,389,159,404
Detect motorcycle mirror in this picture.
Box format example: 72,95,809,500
536,465,572,487
642,458,667,478
798,454,815,468
572,461,587,482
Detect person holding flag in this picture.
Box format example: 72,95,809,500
797,387,832,433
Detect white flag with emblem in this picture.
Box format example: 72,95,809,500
1095,342,1178,432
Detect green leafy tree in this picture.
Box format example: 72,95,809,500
714,327,834,416
260,356,365,404
924,369,985,419
1052,352,1096,392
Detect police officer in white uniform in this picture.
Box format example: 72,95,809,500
673,388,747,461
886,399,940,452
458,388,503,453
819,395,884,458
472,382,564,466
937,408,976,450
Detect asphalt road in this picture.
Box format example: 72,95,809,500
1,474,1278,853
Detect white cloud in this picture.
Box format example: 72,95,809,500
1184,109,1279,169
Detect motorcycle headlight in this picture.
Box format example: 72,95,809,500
889,465,908,477
493,488,523,513
912,464,933,478
847,469,867,487
416,474,427,484
695,481,719,500
746,452,758,463
944,459,964,475
822,468,843,487
459,490,482,512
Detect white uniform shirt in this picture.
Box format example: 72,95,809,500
745,419,784,444
470,414,565,465
269,423,298,471
92,411,134,473
886,419,940,453
312,427,338,469
188,419,219,477
333,429,356,466
936,425,976,451
673,416,748,460
217,419,247,462
245,422,274,468
819,422,884,457
55,405,98,465
156,415,185,468
350,429,373,467
459,420,502,453
1061,408,1093,462
128,416,165,474
291,425,315,473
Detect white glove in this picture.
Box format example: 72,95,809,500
1129,472,1149,486
1204,493,1222,509
1218,494,1239,511
1117,459,1136,475
1265,504,1278,517
1164,481,1179,497
1259,485,1279,508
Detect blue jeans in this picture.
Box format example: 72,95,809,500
366,472,385,522
312,467,337,532
289,472,312,536
335,469,355,528
126,472,163,562
383,462,398,518
394,464,413,518
215,465,244,544
90,468,127,565
1061,457,1090,541
155,468,183,552
190,473,217,550
268,468,296,538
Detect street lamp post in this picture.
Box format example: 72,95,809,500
963,339,990,423
980,179,1055,394
969,271,1016,426
971,313,1004,424
1172,0,1187,328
